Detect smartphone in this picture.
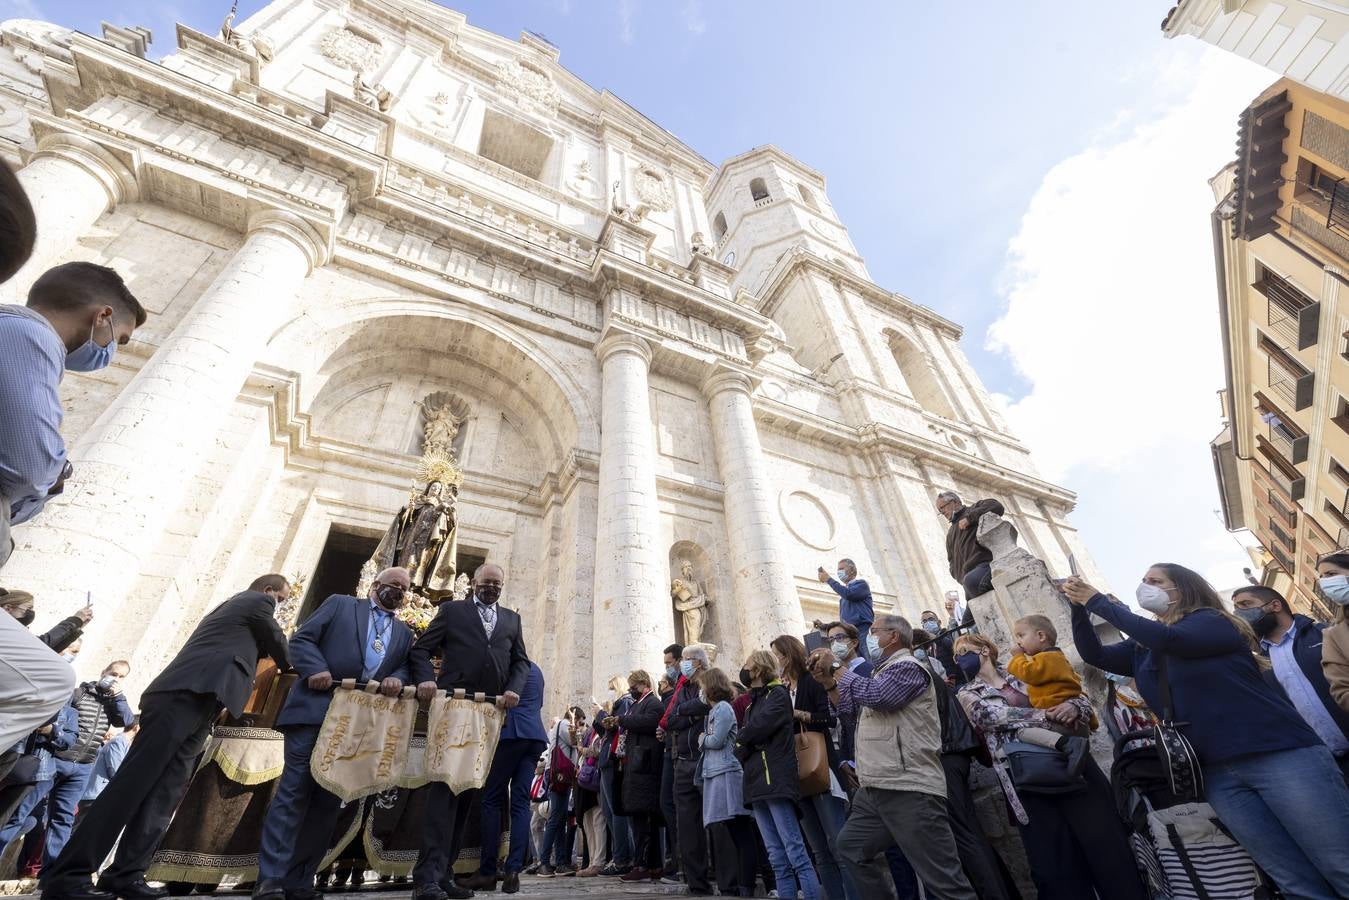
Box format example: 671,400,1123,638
85,591,92,611
1068,554,1080,578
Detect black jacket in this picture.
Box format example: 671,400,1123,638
409,599,529,697
932,670,985,760
37,616,84,654
1260,615,1349,744
946,498,1006,579
667,679,709,760
143,590,291,717
736,683,798,807
618,690,664,815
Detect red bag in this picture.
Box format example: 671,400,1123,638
548,722,577,792
529,772,547,802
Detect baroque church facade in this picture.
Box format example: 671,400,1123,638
0,0,1101,702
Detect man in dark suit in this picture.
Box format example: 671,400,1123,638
462,661,545,895
42,575,293,900
253,567,417,900
410,562,529,900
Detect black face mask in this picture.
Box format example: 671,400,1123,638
629,687,643,699
1236,606,1279,638
475,584,502,606
17,609,35,628
739,667,753,687
375,584,406,610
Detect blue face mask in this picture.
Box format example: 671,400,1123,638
666,665,679,681
922,620,940,635
956,651,982,679
866,634,881,658
65,316,117,372
1320,575,1349,607
836,569,848,582
913,648,927,661
679,659,695,678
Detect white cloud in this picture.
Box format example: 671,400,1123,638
682,0,706,35
987,44,1274,592
617,0,635,44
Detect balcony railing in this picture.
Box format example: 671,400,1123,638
1257,436,1307,501
1271,543,1296,573
1254,270,1320,350
1257,394,1309,466
1329,177,1349,236
1339,525,1349,550
1270,518,1296,551
1259,333,1315,410
1268,488,1297,528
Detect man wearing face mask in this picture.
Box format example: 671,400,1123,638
816,559,874,660
253,568,416,900
918,610,960,683
0,262,146,570
410,562,530,900
1233,585,1349,781
935,491,1008,601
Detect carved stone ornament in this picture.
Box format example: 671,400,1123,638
635,167,673,212
497,58,560,116
319,26,384,73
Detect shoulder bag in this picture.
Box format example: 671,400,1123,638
794,721,830,797
1153,655,1204,802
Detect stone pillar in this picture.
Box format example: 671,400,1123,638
703,367,802,649
0,134,138,303
7,210,327,665
592,333,671,685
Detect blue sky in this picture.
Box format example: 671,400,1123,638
10,0,1280,595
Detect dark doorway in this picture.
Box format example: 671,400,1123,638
299,528,380,624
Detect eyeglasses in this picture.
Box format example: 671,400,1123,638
825,633,850,641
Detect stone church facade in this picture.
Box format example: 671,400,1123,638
0,0,1101,703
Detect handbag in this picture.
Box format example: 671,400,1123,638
1000,740,1085,794
1154,655,1204,802
549,726,578,792
528,771,548,802
794,724,830,797
576,732,601,792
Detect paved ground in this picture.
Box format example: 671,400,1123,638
1,879,697,899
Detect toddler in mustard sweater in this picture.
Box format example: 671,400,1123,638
1006,614,1092,773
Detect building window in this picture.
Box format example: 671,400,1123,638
798,184,819,210
749,178,769,202
1307,163,1342,202
712,212,728,241
887,332,955,419
477,108,553,181
1336,396,1349,436
1331,457,1349,488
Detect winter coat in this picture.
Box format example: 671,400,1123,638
945,498,1005,579
736,682,798,807
618,690,663,815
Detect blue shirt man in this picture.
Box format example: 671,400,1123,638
818,557,875,658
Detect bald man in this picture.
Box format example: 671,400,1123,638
252,568,417,900
410,562,530,900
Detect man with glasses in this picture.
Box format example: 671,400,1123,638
816,558,875,659
935,491,1007,601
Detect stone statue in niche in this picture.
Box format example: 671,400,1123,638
418,401,463,458
671,558,711,645
690,232,714,257
611,180,650,225
353,73,393,112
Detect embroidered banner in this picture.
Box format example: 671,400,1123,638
310,681,417,802
424,694,503,794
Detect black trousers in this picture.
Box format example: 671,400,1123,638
711,815,757,896
42,690,217,893
659,748,677,868
631,813,662,870
943,753,1021,900
1017,758,1145,900
672,758,709,890
413,782,477,887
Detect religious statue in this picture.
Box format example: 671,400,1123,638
418,401,462,458
670,558,711,645
353,73,393,112
611,180,650,225
219,7,274,64
690,231,714,257
369,478,459,597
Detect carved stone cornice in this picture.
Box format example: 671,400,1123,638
247,209,332,273
28,129,139,206
595,329,652,368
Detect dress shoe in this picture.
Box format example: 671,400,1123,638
411,884,447,900
500,873,519,895
535,865,555,878
461,873,496,891
618,868,650,883
285,890,323,900
100,879,169,900
437,882,473,900
42,885,116,900
250,880,285,900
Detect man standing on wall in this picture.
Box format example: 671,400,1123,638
936,491,1007,600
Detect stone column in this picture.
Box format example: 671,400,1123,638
0,134,138,303
592,333,671,685
703,367,801,648
7,210,327,664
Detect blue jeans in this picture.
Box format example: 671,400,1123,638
44,758,91,865
598,764,632,866
961,563,993,600
538,788,571,867
257,726,342,890
478,739,545,876
0,777,54,852
752,798,820,900
1205,744,1349,900
798,791,859,900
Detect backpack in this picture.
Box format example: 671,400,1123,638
548,722,577,793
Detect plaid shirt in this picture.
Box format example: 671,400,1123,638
834,652,930,717
0,305,67,524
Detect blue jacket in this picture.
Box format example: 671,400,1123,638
1072,595,1320,764
826,577,874,628
1259,615,1349,746
276,594,414,729
500,662,547,744
700,700,740,779
25,704,79,783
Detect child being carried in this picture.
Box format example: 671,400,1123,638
1006,614,1094,774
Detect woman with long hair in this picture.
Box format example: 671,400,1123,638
738,649,820,900
1316,551,1349,715
1065,563,1349,898
769,635,856,900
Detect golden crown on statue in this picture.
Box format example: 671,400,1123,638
417,448,464,488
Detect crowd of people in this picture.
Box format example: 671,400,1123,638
5,151,1349,900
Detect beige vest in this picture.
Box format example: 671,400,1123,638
854,650,945,797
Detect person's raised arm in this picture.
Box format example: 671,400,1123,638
1083,594,1244,658
1069,601,1136,675
247,594,292,671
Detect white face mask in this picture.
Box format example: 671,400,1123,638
1136,582,1173,615
866,634,881,658
830,640,850,660
1319,574,1349,606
